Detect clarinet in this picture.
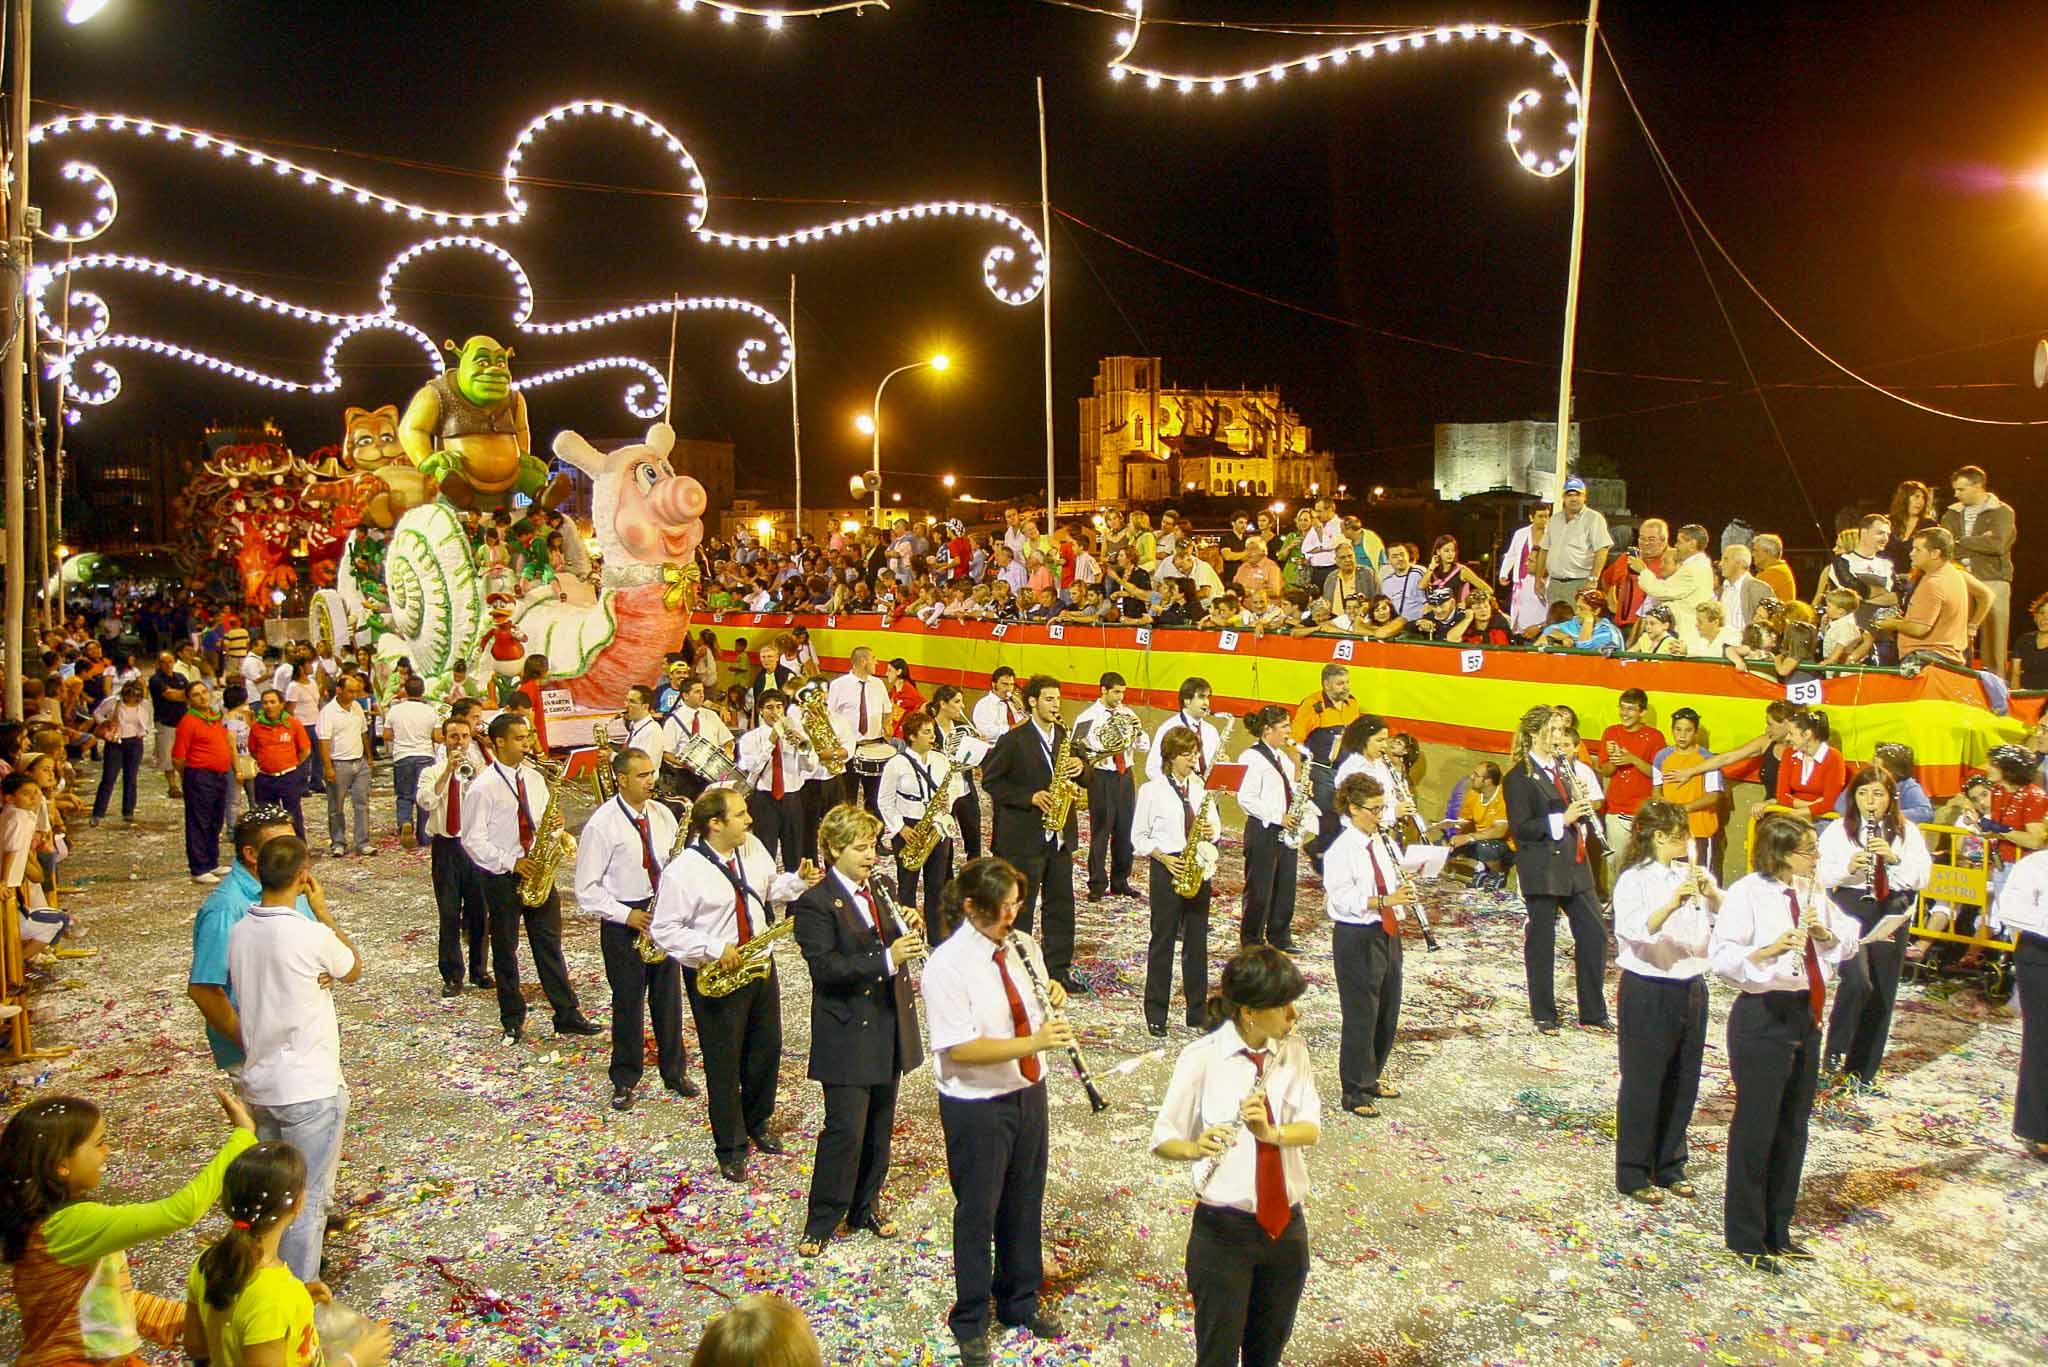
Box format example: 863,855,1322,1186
1005,930,1110,1112
1376,830,1438,951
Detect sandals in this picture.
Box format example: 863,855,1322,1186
797,1238,826,1258
1342,1099,1380,1119
847,1214,900,1240
1623,1186,1665,1207
1666,1181,1698,1199
1366,1083,1401,1099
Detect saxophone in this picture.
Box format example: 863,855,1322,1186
697,918,795,997
794,679,848,777
1278,755,1321,851
1043,728,1086,833
1175,791,1220,898
516,758,572,906
897,752,955,872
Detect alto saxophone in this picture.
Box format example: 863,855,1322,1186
697,918,795,997
516,758,572,906
1043,728,1086,833
1279,755,1321,851
1175,792,1220,898
897,752,955,872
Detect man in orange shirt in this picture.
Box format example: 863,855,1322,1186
1291,664,1361,868
1751,534,1798,604
1871,526,1988,667
1446,761,1511,891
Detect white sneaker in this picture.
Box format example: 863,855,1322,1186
193,870,222,885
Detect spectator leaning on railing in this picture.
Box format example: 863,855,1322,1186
1942,464,2016,676
1534,477,1612,609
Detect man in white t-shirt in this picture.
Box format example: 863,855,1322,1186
227,835,362,1290
318,673,374,858
385,674,443,847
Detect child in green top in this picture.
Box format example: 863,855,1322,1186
0,1084,257,1367
184,1142,392,1367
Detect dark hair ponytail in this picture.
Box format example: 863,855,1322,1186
1203,945,1307,1031
939,857,1025,935
198,1143,306,1310
1619,799,1690,871
0,1096,102,1262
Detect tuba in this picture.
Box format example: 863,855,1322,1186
794,679,848,777
516,758,572,907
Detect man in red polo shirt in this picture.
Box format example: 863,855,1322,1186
1594,688,1665,881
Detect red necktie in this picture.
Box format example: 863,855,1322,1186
1551,766,1585,863
1238,1050,1290,1240
993,947,1041,1083
690,713,699,737
515,774,534,850
1192,722,1208,778
1365,840,1397,936
635,813,658,892
771,741,785,800
446,768,461,836
730,856,753,944
1785,889,1825,1027
858,684,869,735
1006,699,1020,727
857,887,886,940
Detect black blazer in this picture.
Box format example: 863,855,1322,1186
981,720,1078,853
791,876,925,1086
1503,759,1597,899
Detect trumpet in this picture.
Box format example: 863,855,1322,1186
454,759,477,784
1005,930,1109,1112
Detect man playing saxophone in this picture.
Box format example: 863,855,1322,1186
1237,705,1313,953
981,675,1088,996
573,749,699,1113
879,711,958,938
1133,729,1218,1038
647,786,819,1183
460,713,603,1045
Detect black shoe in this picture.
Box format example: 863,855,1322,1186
440,981,463,998
1580,1019,1615,1033
1731,1252,1779,1274
1536,1021,1562,1036
955,1333,992,1367
503,1025,524,1045
1146,1023,1167,1038
1058,975,1093,995
1269,940,1296,953
666,1075,701,1100
1006,1311,1065,1340
717,1156,747,1183
749,1130,787,1155
555,1019,603,1037
610,1087,634,1112
1771,1240,1816,1261
1087,890,1104,903
471,973,496,989
1112,885,1140,899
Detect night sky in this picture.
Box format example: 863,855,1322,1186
32,0,2048,562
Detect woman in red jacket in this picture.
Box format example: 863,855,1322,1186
1774,710,1846,820
170,680,235,884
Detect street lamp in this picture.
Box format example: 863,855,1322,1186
856,353,950,529
63,0,110,20
941,473,956,490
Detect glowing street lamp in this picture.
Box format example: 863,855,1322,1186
859,353,951,528
63,0,112,22
942,473,956,490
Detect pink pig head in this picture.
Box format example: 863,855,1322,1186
552,422,707,569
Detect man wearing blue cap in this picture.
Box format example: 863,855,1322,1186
1534,476,1613,610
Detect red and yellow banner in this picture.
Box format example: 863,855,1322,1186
702,613,2021,791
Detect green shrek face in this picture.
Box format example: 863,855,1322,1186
450,335,514,407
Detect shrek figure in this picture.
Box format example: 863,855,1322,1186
401,335,572,511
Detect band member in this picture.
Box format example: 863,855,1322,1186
736,690,814,871
1991,844,2048,1158
1610,799,1716,1205
742,636,800,729
1504,705,1613,1035
1290,664,1360,868
1331,715,1409,836
1323,773,1409,1117
982,675,1087,994
1132,729,1215,1037
1237,705,1310,951
650,787,816,1181
614,685,667,773
879,711,956,935
933,685,989,860
1708,813,1862,1270
1150,677,1222,784
970,666,1025,744
1818,766,1930,1089
417,713,490,996
922,858,1071,1367
662,677,734,803
573,749,697,1111
827,646,892,812
1073,672,1142,903
460,713,602,1043
1152,946,1319,1367
791,804,926,1256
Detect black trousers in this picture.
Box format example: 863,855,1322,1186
893,832,954,939
800,778,836,863
430,835,489,986
953,785,983,860
250,766,306,839
805,1075,899,1241
1145,860,1211,1029
1186,1203,1309,1367
1333,920,1401,1101
1240,818,1298,949
939,1085,1049,1341
478,870,583,1033
1085,767,1136,895
599,916,688,1093
1002,840,1077,980
683,965,782,1162
1724,990,1821,1254
2015,933,2048,1143
1305,763,1340,871
1523,891,1610,1026
1615,970,1707,1192
747,787,809,871
1823,888,1910,1083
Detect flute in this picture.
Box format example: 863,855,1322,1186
1193,1069,1268,1202
1005,930,1109,1113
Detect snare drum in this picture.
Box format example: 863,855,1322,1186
676,733,743,787
852,739,898,776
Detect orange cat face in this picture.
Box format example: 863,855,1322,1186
344,404,405,472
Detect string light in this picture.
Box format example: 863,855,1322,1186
1103,5,1581,178
32,98,1046,303
37,162,117,243
637,0,887,24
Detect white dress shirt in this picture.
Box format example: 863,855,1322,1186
1611,860,1712,980
924,921,1051,1100
648,834,809,967
574,794,681,922
972,690,1024,740
1709,874,1864,993
1152,1021,1320,1214
879,749,954,838
827,672,891,743
662,705,734,758
385,698,442,761
1236,743,1304,828
318,699,369,762
615,715,668,772
1322,825,1403,926
415,741,487,840
459,760,550,876
1817,816,1931,896
1133,773,1205,860
1992,846,2048,938
1299,521,1340,569
737,722,821,795
1149,712,1222,784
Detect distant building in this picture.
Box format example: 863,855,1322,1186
1433,420,1628,517
75,432,205,549
1079,356,1338,506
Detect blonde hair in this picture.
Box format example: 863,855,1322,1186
818,803,882,865
1508,704,1554,770
690,1294,823,1367
1824,587,1861,613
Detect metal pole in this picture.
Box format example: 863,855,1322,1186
1550,0,1599,499
3,0,31,718
48,241,66,583
870,369,886,531
1036,75,1055,531
788,273,801,543
662,292,679,424
29,327,46,630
